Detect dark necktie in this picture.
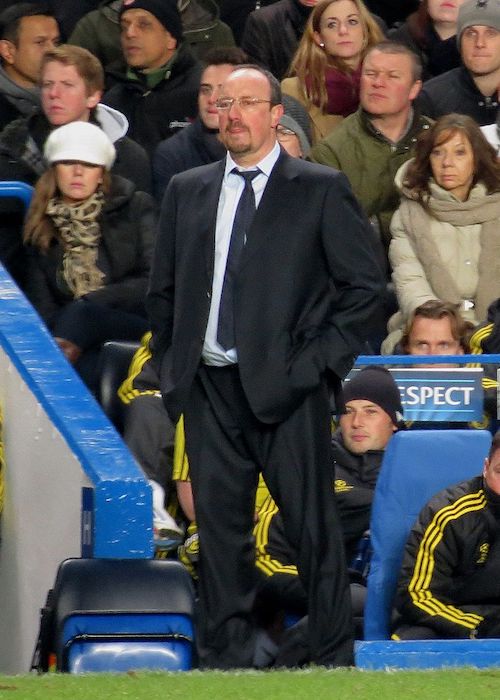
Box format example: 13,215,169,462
217,168,260,351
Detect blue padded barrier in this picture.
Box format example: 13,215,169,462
0,261,152,558
355,429,495,670
355,639,500,670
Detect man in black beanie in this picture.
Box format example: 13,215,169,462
103,0,201,155
253,366,403,665
256,366,403,568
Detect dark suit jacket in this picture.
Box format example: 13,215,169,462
147,150,383,424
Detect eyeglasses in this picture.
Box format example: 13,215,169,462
276,126,297,141
215,97,272,111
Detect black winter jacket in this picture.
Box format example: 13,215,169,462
255,431,384,574
0,110,151,287
103,43,202,156
24,175,156,326
153,117,226,201
417,66,499,126
395,475,500,638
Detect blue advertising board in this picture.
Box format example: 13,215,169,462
344,368,484,422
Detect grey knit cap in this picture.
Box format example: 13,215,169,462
279,114,311,157
457,0,500,44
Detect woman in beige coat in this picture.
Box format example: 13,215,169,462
282,0,383,144
383,113,500,354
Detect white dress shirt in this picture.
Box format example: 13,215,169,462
202,141,281,366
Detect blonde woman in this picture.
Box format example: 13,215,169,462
282,0,383,142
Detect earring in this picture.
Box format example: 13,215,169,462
319,42,325,47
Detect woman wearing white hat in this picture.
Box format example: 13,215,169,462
23,121,156,391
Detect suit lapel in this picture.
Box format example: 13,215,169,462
240,151,298,270
197,161,225,285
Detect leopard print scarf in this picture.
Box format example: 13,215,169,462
46,191,105,298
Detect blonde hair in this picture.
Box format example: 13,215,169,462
288,0,383,112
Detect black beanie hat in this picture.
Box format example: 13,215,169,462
120,0,184,43
342,366,403,426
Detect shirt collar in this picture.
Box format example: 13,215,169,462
224,141,281,180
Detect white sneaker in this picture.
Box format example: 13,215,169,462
149,480,184,550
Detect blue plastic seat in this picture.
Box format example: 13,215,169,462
52,558,195,673
355,429,499,669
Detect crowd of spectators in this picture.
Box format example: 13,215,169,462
0,0,498,670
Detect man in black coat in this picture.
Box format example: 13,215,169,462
147,64,383,669
103,0,201,156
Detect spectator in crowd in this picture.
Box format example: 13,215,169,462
153,45,247,200
0,2,60,130
22,121,155,391
385,299,472,358
393,429,500,640
253,366,402,666
417,0,500,125
69,0,235,71
103,0,201,156
0,44,151,288
388,299,495,430
276,112,311,157
147,64,382,668
0,1,99,42
241,0,318,81
386,113,500,352
389,0,465,80
310,41,429,256
282,0,384,143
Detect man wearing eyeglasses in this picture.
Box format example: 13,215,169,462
147,64,383,670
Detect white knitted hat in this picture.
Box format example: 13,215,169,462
44,121,116,170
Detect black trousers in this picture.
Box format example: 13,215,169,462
183,364,354,669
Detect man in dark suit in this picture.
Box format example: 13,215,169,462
147,64,383,669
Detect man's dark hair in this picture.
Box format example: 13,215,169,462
229,63,283,106
0,3,55,44
201,46,249,70
401,300,474,353
364,40,423,82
